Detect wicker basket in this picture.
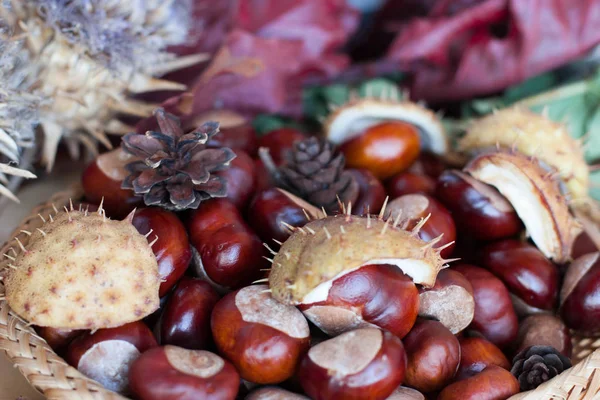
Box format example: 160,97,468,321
0,186,599,400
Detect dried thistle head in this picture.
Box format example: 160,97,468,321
0,0,202,181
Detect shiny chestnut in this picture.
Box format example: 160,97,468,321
159,277,220,349
66,321,157,394
437,366,519,400
455,336,510,381
215,149,257,210
403,319,460,393
560,252,600,331
453,264,518,349
258,128,306,166
435,170,521,241
298,328,407,400
347,168,387,215
298,264,419,338
386,172,436,198
129,346,240,400
131,207,192,297
211,285,310,384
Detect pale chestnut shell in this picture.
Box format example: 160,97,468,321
459,107,589,200
268,213,447,305
4,210,160,330
465,150,581,263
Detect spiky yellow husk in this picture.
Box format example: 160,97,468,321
0,0,205,172
459,107,589,201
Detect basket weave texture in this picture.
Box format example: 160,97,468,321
0,185,599,400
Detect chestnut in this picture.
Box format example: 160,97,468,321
298,328,407,400
66,321,157,394
386,194,456,257
36,327,82,355
347,168,387,215
409,151,446,179
435,170,521,241
572,229,600,260
455,337,510,381
258,128,306,166
81,148,142,218
131,207,192,297
453,264,518,349
215,149,257,210
437,366,519,400
208,123,258,157
159,277,220,350
403,319,460,393
247,188,309,245
418,268,474,334
129,345,240,400
386,172,436,198
188,199,266,290
245,387,309,399
479,239,559,312
298,264,419,338
515,314,571,358
211,284,310,384
560,252,600,331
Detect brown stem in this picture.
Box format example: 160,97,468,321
258,147,289,190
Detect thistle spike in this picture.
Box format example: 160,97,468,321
346,202,352,217
263,243,278,255
281,221,296,232
38,214,46,223
321,207,328,217
305,226,316,235
144,229,154,238
20,230,31,236
263,256,274,263
51,204,59,214
423,234,444,250
7,264,18,270
411,214,432,235
78,204,83,212
8,248,17,256
14,238,26,253
337,195,346,214
3,253,15,261
36,229,47,237
98,197,105,215
378,196,389,220
125,208,137,224
260,289,273,294
49,214,54,223
69,199,74,211
260,268,272,272
393,211,403,228
323,227,332,240
284,251,291,260
253,278,270,284
443,257,461,264
297,227,308,235
272,239,283,246
149,235,159,247
367,213,372,229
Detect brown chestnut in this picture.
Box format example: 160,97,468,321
409,151,446,179
298,328,407,400
453,264,518,349
347,168,387,215
245,387,309,399
159,277,220,350
211,285,310,384
560,252,600,331
455,336,510,381
435,170,521,241
215,149,257,210
386,172,436,198
515,314,572,358
479,239,559,311
208,123,258,157
258,128,306,166
385,386,425,400
81,148,142,218
188,199,266,290
418,268,474,334
66,321,157,394
437,366,519,400
36,327,83,355
386,194,456,257
247,188,309,245
131,207,192,297
403,319,460,393
298,264,419,338
129,345,240,400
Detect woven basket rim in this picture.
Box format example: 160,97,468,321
0,185,599,400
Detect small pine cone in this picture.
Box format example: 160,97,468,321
274,137,359,213
511,345,572,391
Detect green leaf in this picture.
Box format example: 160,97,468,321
252,114,307,136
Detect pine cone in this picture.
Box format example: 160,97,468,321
121,109,236,211
268,137,359,213
511,345,572,391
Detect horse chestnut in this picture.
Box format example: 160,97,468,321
437,366,519,400
455,337,510,381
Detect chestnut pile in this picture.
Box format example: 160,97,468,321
6,103,600,400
